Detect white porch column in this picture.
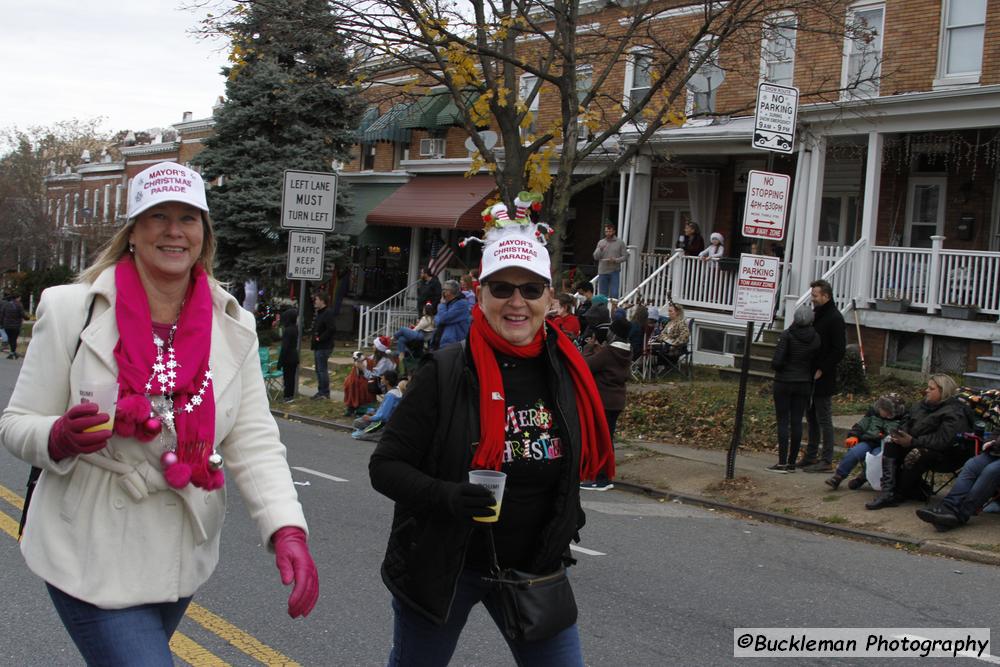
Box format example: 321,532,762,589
782,142,811,323
669,248,684,303
927,235,945,314
407,227,422,307
625,155,652,293
856,132,883,308
795,135,827,297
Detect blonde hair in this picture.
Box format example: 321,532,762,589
78,213,217,284
929,373,958,401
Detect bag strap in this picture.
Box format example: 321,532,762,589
483,525,502,577
18,296,97,539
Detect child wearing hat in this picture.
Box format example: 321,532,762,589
699,232,725,261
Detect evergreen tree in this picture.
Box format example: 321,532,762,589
196,0,360,285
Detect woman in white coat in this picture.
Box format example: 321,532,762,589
0,162,319,665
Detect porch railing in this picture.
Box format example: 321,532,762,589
357,280,419,350
938,250,1000,315
676,255,738,311
617,250,681,307
814,245,848,277
795,238,867,313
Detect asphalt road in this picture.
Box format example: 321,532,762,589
0,358,997,666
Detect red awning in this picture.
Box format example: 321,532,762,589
366,175,496,230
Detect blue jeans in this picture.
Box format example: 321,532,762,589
940,453,1000,522
314,348,332,395
836,441,880,478
395,327,425,357
46,583,192,666
387,569,584,667
596,271,620,299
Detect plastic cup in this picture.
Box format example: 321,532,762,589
469,470,507,523
77,381,119,432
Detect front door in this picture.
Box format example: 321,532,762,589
648,206,691,253
904,177,946,248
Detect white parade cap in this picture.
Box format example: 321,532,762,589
127,161,209,221
463,198,553,283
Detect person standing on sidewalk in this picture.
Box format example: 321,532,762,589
592,223,626,299
2,295,25,359
767,305,820,472
798,279,846,472
278,307,299,403
580,318,632,490
311,293,337,399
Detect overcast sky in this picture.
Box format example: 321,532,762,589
1,0,231,135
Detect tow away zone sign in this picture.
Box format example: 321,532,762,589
742,170,790,241
287,231,325,281
733,254,780,324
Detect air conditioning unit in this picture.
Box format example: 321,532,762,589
419,138,446,157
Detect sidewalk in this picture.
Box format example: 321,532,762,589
270,393,1000,567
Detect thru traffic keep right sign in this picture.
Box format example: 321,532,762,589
742,170,790,241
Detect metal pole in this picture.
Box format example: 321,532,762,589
726,320,755,480
294,279,307,398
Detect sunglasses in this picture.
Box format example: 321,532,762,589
484,281,549,300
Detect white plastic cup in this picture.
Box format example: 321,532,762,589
77,381,119,432
468,470,507,523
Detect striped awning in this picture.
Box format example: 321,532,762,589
353,106,379,142
362,104,412,143
398,93,453,130
366,175,497,229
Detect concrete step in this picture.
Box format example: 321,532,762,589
731,353,775,374
993,341,1000,358
975,356,1000,375
718,366,774,382
962,371,1000,390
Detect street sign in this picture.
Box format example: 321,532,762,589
280,169,337,231
752,82,799,154
742,170,790,241
733,253,780,324
286,231,325,281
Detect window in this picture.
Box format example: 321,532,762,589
576,65,593,140
842,3,884,98
761,13,797,86
518,74,539,139
818,195,860,245
698,327,745,355
624,49,652,110
887,332,924,371
687,35,721,116
361,143,376,171
936,0,987,86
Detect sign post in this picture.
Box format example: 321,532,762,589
726,253,781,479
281,169,338,398
752,82,799,154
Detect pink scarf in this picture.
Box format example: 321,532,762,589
112,257,221,490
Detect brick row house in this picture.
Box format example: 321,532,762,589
345,0,1000,383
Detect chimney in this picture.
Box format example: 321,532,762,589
182,111,193,122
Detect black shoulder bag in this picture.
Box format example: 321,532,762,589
17,297,96,539
481,526,578,643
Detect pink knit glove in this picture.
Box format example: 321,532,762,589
48,403,113,462
272,526,319,618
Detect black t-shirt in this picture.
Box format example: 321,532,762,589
466,351,567,571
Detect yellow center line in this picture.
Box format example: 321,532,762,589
185,603,300,666
0,481,295,665
170,632,232,667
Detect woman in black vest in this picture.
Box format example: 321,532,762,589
369,205,614,666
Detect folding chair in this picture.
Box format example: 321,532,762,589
649,319,695,381
258,347,284,401
924,433,981,495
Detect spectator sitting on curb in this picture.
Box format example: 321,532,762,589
547,293,581,339
825,394,908,490
432,280,472,350
352,371,404,441
394,302,436,373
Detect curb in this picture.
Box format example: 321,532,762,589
267,410,1000,568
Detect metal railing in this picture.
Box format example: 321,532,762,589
617,250,680,307
795,238,867,313
357,280,419,350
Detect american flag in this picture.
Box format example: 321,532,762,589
428,245,456,276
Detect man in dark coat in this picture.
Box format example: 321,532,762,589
311,293,338,399
415,267,442,318
2,295,25,360
799,279,846,472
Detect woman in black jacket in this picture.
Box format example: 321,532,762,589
369,210,613,666
767,305,820,472
277,308,299,402
866,374,973,509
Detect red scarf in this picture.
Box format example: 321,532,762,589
468,307,614,481
113,257,220,490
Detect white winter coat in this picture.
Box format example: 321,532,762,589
0,267,307,608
